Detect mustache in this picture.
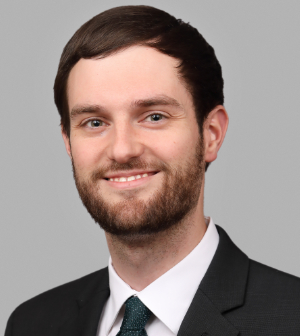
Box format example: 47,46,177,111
91,157,170,182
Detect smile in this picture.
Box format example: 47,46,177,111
107,173,153,182
103,171,159,189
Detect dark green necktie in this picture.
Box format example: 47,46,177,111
116,296,152,336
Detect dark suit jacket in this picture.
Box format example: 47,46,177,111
5,226,300,336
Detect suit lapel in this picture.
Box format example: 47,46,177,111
59,226,248,336
178,289,239,336
178,226,249,336
77,288,110,336
59,268,110,336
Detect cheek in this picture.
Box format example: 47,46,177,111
150,129,199,164
70,137,105,172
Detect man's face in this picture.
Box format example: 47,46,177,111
65,46,205,236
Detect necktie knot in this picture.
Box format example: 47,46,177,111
117,296,152,335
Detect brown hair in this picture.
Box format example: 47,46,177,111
54,5,224,169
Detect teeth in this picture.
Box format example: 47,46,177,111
108,173,149,182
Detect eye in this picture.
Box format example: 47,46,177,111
85,119,104,128
145,114,164,122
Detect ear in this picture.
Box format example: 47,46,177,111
203,105,229,164
61,126,72,159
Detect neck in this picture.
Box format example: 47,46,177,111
105,189,206,291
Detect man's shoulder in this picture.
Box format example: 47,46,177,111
224,259,300,332
248,258,300,298
16,267,108,310
6,267,109,335
209,226,300,333
217,224,300,298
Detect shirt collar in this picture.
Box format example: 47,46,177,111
105,217,219,335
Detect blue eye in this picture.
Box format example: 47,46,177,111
87,120,103,127
147,114,163,122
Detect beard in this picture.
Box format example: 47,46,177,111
72,138,205,237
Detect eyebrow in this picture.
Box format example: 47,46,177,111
70,95,183,119
130,95,183,109
70,105,105,120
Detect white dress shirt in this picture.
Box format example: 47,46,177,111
97,217,219,336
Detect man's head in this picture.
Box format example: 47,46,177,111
54,6,228,237
54,5,224,147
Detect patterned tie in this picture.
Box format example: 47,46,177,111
116,296,152,336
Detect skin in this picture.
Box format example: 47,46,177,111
62,46,228,291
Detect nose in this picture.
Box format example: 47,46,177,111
106,122,144,163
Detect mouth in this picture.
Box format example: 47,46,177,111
103,171,159,189
103,171,158,182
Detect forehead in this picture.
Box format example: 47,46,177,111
67,46,193,113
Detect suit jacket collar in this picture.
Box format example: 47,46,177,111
59,268,110,336
60,225,249,336
178,225,249,336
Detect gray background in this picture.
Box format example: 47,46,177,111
1,0,300,333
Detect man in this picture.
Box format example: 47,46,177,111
5,5,300,336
